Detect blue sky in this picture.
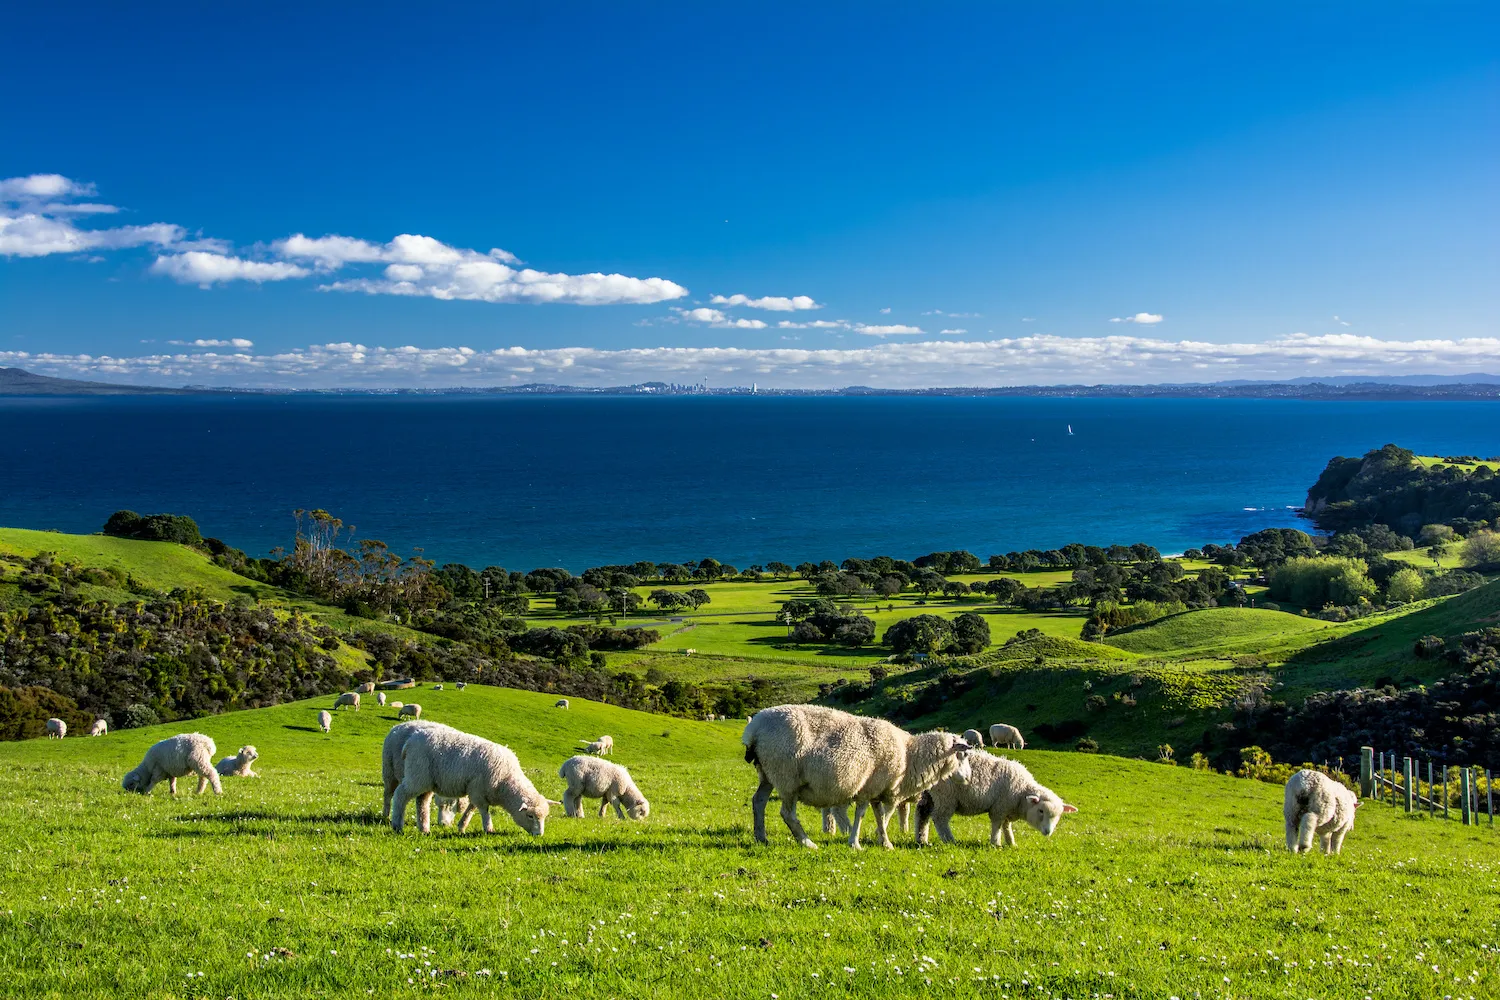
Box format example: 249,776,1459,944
2,3,1496,387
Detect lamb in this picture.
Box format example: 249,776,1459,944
398,703,422,719
389,725,552,836
555,698,569,709
121,733,222,795
333,692,360,711
90,719,108,737
376,692,387,707
989,724,1024,749
433,684,444,691
215,745,260,777
915,753,1076,847
1284,769,1360,855
743,703,973,849
455,682,467,690
45,718,67,739
356,682,376,694
318,710,332,733
381,720,457,820
558,755,649,820
580,735,614,756
961,728,985,748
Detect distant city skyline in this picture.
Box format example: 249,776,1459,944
2,4,1496,388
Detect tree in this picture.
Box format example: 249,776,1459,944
883,614,952,655
950,612,991,654
684,588,712,610
791,621,823,644
941,581,969,599
767,561,793,579
875,575,904,597
1385,568,1426,603
913,569,946,596
1461,531,1500,570
834,616,876,647
1267,556,1377,607
795,562,819,579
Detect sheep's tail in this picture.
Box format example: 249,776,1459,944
743,739,758,766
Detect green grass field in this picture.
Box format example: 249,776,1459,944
1,685,1495,999
1104,607,1333,657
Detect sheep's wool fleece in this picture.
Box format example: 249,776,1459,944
743,704,948,807
1284,770,1358,843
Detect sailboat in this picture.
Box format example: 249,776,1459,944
1067,424,1074,435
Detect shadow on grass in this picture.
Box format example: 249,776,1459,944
169,809,386,827
281,725,323,733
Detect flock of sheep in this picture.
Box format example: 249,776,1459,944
69,688,1359,853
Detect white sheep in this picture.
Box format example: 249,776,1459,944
389,701,404,709
90,719,108,737
961,728,985,748
455,682,467,690
1284,769,1360,855
433,684,444,691
398,703,422,719
382,720,456,820
389,725,552,836
215,745,260,777
915,753,1076,847
318,710,332,733
45,718,67,739
376,692,387,707
121,733,222,795
558,755,650,820
356,682,376,694
989,724,1024,749
333,691,360,712
554,698,569,709
580,735,614,756
742,704,973,849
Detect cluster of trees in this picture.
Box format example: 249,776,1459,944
102,510,205,546
883,613,991,656
985,543,1162,572
1304,443,1500,538
779,599,876,646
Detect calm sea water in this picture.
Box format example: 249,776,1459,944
0,395,1494,571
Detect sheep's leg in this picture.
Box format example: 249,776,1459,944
989,812,1006,847
1321,832,1333,855
564,790,583,819
1295,813,1317,853
1284,817,1299,852
198,762,222,795
751,774,774,845
167,776,178,796
780,793,817,849
871,801,895,850
479,803,496,834
599,796,610,819
383,780,397,822
897,799,910,833
140,772,161,795
611,797,628,821
1003,820,1016,847
821,808,836,835
416,792,433,834
847,802,868,850
914,797,935,846
457,805,477,833
934,811,957,845
391,784,414,833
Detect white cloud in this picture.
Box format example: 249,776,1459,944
853,324,926,336
168,338,254,348
923,309,980,318
777,319,845,329
1110,312,1164,325
879,307,891,314
7,333,1500,389
1333,315,1351,326
939,328,968,335
275,232,681,305
674,307,768,329
151,252,311,287
0,174,186,258
709,293,821,312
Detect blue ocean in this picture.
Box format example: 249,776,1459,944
0,395,1494,570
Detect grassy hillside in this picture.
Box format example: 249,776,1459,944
0,685,1493,999
1104,606,1332,657
0,527,277,601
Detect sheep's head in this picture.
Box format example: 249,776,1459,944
121,768,144,793
239,746,258,762
1022,792,1078,836
515,794,551,836
624,793,651,821
948,737,974,784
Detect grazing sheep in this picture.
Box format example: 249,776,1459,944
580,735,615,756
916,753,1076,847
1284,769,1360,855
558,755,650,820
743,704,973,849
554,699,569,709
45,718,67,739
215,745,260,777
376,692,387,707
433,684,444,691
90,719,108,737
121,733,222,796
382,720,457,820
389,701,404,709
318,710,332,733
961,728,985,748
398,703,422,719
356,682,375,694
333,692,360,712
989,724,1025,749
455,682,467,690
390,726,552,836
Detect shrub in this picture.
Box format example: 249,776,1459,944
121,704,162,729
1385,567,1426,603
1075,737,1099,753
1460,531,1500,570
1267,556,1378,607
1085,694,1107,712
102,510,203,547
1189,752,1213,772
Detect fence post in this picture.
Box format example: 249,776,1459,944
1403,757,1413,813
1488,769,1494,826
1461,768,1473,826
1360,747,1374,799
1428,761,1435,816
1444,766,1450,820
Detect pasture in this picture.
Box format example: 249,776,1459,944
1,685,1496,999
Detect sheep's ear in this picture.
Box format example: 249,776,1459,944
1062,803,1078,813
1354,801,1363,809
547,799,564,806
1027,795,1040,804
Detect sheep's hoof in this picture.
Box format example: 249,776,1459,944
879,841,894,850
799,838,819,849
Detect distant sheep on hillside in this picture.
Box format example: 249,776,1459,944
90,719,108,736
989,724,1024,749
1284,769,1360,855
554,699,569,709
376,692,387,707
398,703,422,719
333,692,360,711
215,746,260,777
45,718,66,739
318,710,332,733
580,735,614,756
961,728,985,748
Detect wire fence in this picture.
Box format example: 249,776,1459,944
1361,746,1494,826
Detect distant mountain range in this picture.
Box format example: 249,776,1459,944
3,365,1499,399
